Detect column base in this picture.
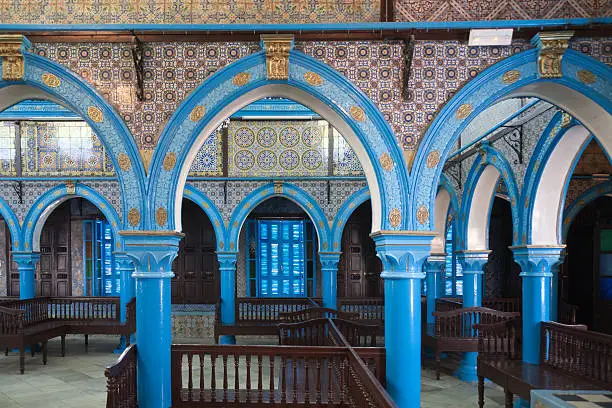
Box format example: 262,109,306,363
219,335,236,345
454,351,478,382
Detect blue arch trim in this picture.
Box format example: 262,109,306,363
149,49,407,232
562,181,612,242
458,143,520,250
1,52,146,228
412,49,612,231
330,187,370,249
226,183,331,252
22,184,122,252
438,174,460,232
183,185,227,251
0,197,21,249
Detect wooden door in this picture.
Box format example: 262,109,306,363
172,201,219,304
341,223,365,297
38,205,71,296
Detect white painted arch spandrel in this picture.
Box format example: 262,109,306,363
467,165,500,250
431,188,451,254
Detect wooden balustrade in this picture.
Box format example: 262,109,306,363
337,298,384,322
237,298,320,322
171,344,395,407
433,307,520,338
279,318,382,348
2,297,121,324
105,344,137,408
483,298,521,313
435,298,463,312
278,307,358,322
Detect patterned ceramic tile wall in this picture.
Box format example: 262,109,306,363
0,1,380,24
189,127,223,176
394,0,610,22
80,180,123,222
33,38,611,152
70,219,84,296
565,179,610,210
0,220,7,296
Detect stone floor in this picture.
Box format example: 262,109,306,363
0,335,506,407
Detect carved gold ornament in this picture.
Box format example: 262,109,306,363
65,181,76,195
232,72,251,86
127,208,140,227
350,106,366,122
416,206,429,225
163,152,176,171
88,106,103,123
0,34,28,81
389,208,402,228
274,181,283,194
577,70,596,84
533,31,574,78
455,104,472,120
117,153,131,172
304,71,322,86
155,207,168,227
41,73,61,88
426,150,440,169
380,153,394,171
261,35,293,80
501,70,520,84
561,112,572,128
190,105,206,122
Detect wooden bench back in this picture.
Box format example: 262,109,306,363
337,297,384,322
278,307,358,322
476,318,522,361
278,317,382,348
433,307,520,339
235,297,320,323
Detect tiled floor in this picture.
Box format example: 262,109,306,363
0,335,506,407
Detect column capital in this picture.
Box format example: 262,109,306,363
12,251,40,267
456,250,491,275
425,254,446,273
511,245,565,277
119,231,183,278
216,251,238,269
371,231,436,279
319,252,341,269
113,252,135,268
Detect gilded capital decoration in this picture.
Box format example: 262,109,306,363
389,208,401,228
380,153,394,171
261,34,293,80
87,106,103,123
501,70,520,84
531,31,574,78
0,34,30,81
456,104,472,120
190,105,206,122
232,72,251,86
577,70,596,84
127,208,140,227
163,152,176,171
350,106,366,122
426,150,440,169
274,181,283,194
41,73,61,87
561,111,572,128
65,180,76,195
416,206,429,225
304,71,322,86
117,153,131,172
155,207,168,227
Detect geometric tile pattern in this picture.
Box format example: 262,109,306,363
394,0,611,21
189,127,223,176
1,1,380,24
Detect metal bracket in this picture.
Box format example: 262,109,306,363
130,33,144,102
402,34,415,101
445,161,462,190
12,181,23,204
499,126,523,164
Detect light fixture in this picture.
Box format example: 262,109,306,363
468,29,513,46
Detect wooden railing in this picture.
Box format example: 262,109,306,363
435,298,521,313
171,344,395,407
105,344,137,408
433,307,520,338
1,297,121,324
541,321,611,387
278,307,358,322
279,318,382,348
236,297,322,323
337,298,384,322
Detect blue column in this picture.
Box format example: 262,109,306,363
13,252,40,299
512,246,564,364
550,264,560,322
114,252,136,351
372,231,435,408
424,255,445,328
319,252,341,309
122,231,182,408
217,252,238,345
456,250,490,382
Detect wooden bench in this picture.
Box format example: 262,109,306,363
423,307,520,380
279,317,383,347
477,320,612,407
0,296,136,373
213,297,320,342
278,307,358,322
337,297,384,325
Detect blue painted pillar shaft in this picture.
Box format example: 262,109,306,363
456,251,489,382
425,255,445,326
115,253,136,323
123,232,182,408
372,232,434,408
550,264,560,322
319,252,341,309
13,252,40,300
513,246,564,365
217,252,238,345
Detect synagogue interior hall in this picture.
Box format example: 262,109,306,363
0,2,610,408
